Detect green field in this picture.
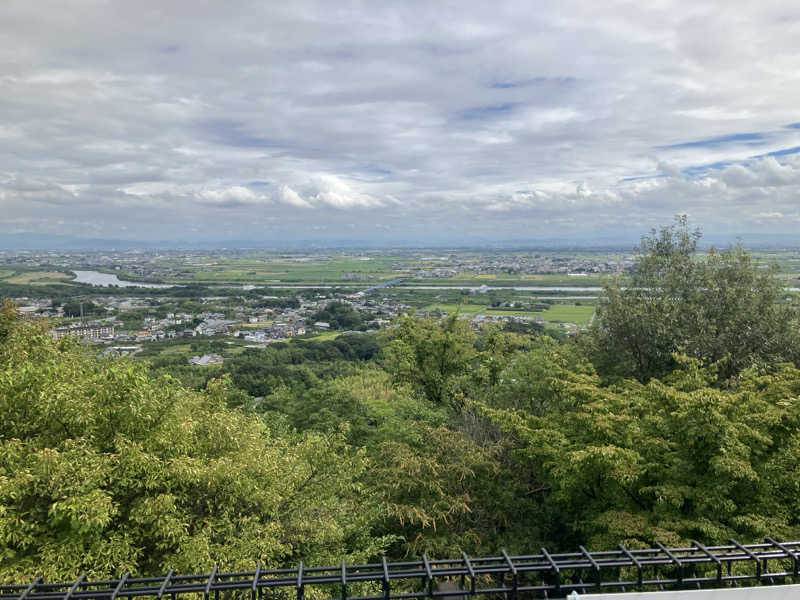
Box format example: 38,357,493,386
423,302,596,325
0,270,15,280
6,271,73,285
483,308,544,317
405,273,614,287
422,303,485,315
155,343,192,355
538,304,596,324
151,255,408,285
303,330,341,341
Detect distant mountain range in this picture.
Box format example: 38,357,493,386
0,232,798,251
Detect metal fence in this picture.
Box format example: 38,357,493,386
2,538,800,600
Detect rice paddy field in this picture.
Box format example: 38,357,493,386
4,270,73,285
421,302,596,326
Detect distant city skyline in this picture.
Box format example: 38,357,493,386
2,1,800,242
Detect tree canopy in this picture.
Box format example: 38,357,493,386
311,301,362,330
587,216,799,381
3,222,800,581
0,301,389,581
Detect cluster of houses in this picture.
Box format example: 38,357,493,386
15,289,410,360
388,254,635,278
51,323,115,341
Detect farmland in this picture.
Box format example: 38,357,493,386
421,301,596,326
5,270,73,285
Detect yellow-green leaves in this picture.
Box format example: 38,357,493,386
0,311,388,580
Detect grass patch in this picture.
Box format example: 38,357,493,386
538,304,595,324
422,303,485,315
484,308,542,317
240,320,274,328
157,344,192,355
304,330,340,341
7,271,73,285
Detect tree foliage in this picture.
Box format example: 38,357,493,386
588,216,799,381
476,352,800,550
381,314,478,406
4,220,800,579
0,302,389,580
311,301,362,330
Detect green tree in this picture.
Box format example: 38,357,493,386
381,314,477,406
588,217,799,381
311,301,361,330
477,352,800,550
0,302,389,580
260,368,510,557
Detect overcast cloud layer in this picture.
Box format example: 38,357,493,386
2,0,800,243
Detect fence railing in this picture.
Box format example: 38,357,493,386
2,538,800,600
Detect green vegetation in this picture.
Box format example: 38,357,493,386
2,223,800,581
535,303,594,323
422,303,485,315
311,301,362,329
6,270,72,285
0,302,388,580
421,302,595,325
588,217,800,381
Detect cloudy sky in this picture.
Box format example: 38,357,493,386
2,1,800,244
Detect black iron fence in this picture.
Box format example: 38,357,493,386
2,538,800,600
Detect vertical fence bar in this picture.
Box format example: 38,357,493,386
62,576,84,600
340,558,347,600
17,577,41,600
656,542,683,587
766,537,798,577
157,570,173,600
579,546,601,592
541,548,560,596
692,540,722,584
730,540,761,582
296,561,304,600
382,556,391,600
204,565,217,600
618,545,642,588
501,550,517,600
251,563,261,600
110,573,129,600
461,552,475,596
422,554,433,598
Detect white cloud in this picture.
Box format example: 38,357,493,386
198,186,267,206
278,184,312,208
1,0,800,240
305,174,384,209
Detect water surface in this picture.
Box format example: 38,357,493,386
72,270,175,288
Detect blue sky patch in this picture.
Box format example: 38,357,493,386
619,174,666,183
199,119,281,149
361,166,392,176
758,145,800,158
456,103,519,121
681,160,734,176
489,76,575,89
658,132,764,150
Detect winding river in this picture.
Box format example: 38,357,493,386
71,270,175,288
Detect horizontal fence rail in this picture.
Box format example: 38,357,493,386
3,539,800,600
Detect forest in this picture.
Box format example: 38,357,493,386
2,220,800,581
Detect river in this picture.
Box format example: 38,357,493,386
71,270,176,288
69,272,800,293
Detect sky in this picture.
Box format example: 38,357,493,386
2,0,800,244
